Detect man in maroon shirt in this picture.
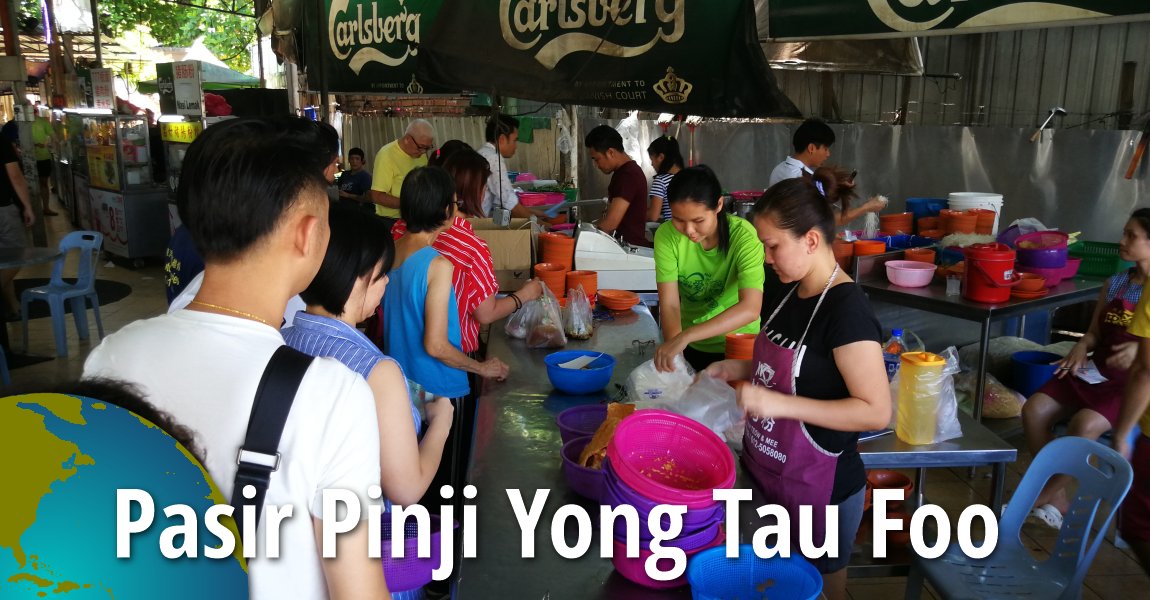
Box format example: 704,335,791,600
585,125,650,247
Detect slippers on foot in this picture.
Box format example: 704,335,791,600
1028,504,1064,529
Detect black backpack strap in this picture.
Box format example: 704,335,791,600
230,345,314,538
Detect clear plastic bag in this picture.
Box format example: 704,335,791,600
564,285,594,340
954,371,1027,419
526,285,567,348
504,299,536,339
635,374,744,443
889,346,963,444
624,355,695,404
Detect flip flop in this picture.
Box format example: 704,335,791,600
1027,503,1064,530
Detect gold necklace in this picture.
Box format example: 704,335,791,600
188,300,272,326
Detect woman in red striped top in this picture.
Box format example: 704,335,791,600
392,148,543,354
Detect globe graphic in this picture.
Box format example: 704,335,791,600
1,393,248,599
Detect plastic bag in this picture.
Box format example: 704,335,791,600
564,285,594,340
624,355,695,404
635,374,743,442
889,346,963,444
954,371,1027,419
526,285,567,348
505,300,537,339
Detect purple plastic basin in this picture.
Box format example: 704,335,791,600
380,515,456,592
1016,246,1068,269
602,459,725,540
561,435,607,501
556,404,607,445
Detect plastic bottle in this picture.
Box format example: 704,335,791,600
896,351,947,445
883,329,907,381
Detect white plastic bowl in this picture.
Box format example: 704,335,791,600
886,260,937,288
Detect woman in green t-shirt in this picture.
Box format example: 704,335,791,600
653,166,765,372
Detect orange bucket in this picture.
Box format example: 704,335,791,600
903,248,936,264
833,240,854,271
854,240,887,256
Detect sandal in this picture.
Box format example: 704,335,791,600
1027,503,1064,529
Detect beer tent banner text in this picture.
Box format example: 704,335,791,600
319,0,451,94
416,0,799,118
766,0,1150,40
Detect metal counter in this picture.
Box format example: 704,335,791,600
457,306,1016,596
858,255,1103,423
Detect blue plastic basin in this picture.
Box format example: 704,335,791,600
545,350,617,395
1011,351,1062,397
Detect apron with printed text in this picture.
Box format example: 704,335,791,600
742,265,841,549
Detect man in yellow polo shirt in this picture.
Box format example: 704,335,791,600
370,119,435,226
1116,283,1150,575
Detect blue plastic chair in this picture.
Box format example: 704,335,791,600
20,231,105,358
905,436,1133,600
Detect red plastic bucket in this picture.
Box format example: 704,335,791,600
963,243,1018,303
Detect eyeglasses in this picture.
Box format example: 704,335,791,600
407,134,435,153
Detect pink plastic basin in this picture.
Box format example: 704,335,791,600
885,260,937,288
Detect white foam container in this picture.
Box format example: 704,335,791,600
948,192,1004,234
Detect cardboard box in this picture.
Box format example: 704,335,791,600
467,218,536,291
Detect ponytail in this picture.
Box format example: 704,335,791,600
666,164,731,254
811,165,857,217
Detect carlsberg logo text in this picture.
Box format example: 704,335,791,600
329,0,421,74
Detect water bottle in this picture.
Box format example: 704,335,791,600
883,329,907,381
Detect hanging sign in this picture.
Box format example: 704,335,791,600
767,0,1150,40
318,0,451,94
414,0,797,117
91,68,114,110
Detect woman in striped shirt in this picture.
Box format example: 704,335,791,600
282,203,453,506
393,149,544,354
647,135,684,222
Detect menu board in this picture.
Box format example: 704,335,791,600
91,68,114,110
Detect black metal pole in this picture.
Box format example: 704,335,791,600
314,0,328,119
89,0,102,66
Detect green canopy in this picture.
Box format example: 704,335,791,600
137,62,259,93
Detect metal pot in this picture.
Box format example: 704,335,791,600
735,201,754,219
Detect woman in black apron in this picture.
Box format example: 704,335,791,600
704,174,891,600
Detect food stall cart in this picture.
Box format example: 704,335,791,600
63,110,170,262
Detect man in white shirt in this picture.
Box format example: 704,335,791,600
768,118,836,186
477,114,547,219
84,116,390,600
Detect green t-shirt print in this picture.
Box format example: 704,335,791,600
654,214,765,354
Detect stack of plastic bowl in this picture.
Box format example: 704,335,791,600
562,435,607,500
724,333,756,360
970,209,997,235
903,247,936,264
539,232,575,270
565,270,598,303
854,239,886,257
917,216,939,233
946,210,977,234
1014,231,1069,287
556,404,608,444
598,289,640,312
833,240,854,271
905,198,947,231
686,545,823,600
603,410,735,589
879,212,914,235
535,262,569,298
948,192,1004,234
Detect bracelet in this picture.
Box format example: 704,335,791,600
509,292,522,312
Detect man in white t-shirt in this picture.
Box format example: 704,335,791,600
768,118,836,187
84,116,390,600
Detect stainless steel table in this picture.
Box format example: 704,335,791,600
456,306,1018,596
860,275,1102,421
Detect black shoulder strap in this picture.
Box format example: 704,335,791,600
230,345,314,539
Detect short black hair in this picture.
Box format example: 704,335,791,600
399,166,454,233
667,165,732,255
792,119,835,153
348,147,365,160
428,139,473,167
300,203,394,316
584,124,624,153
50,377,206,465
177,116,333,262
485,115,519,144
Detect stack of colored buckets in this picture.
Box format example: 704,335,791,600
539,232,575,269
602,409,735,588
